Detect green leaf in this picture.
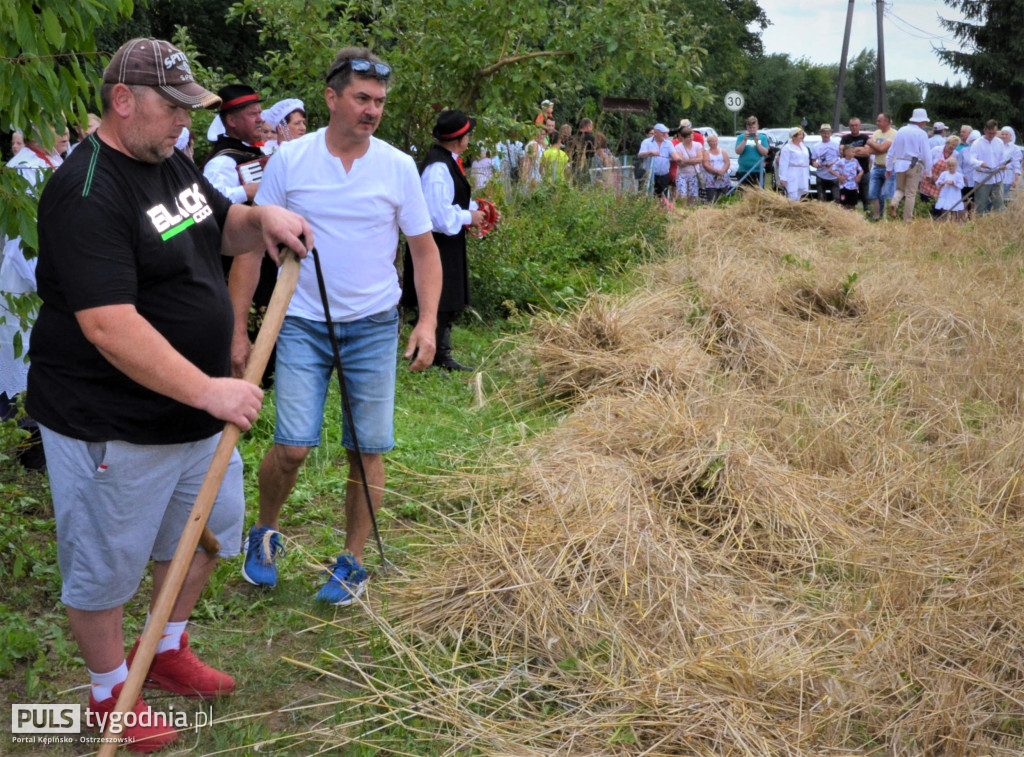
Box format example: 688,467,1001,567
41,8,65,47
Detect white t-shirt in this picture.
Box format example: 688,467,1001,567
255,128,432,322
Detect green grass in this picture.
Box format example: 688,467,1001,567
0,183,670,754
0,320,556,755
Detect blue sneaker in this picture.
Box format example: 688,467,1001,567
242,525,285,588
315,553,369,606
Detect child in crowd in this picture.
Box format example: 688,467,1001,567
935,156,966,222
836,145,863,210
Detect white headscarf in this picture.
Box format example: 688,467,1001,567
262,98,305,130
206,115,226,142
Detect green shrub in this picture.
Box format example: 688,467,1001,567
466,183,667,319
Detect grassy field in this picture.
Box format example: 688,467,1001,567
0,182,664,755
0,317,558,755
8,188,1024,755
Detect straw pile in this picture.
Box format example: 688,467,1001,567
324,190,1024,755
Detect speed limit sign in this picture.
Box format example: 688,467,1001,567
724,91,745,112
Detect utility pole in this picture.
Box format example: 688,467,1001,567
834,0,855,129
874,0,887,116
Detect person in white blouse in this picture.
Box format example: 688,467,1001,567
970,119,1011,216
261,98,307,156
999,126,1020,201
777,127,810,201
811,124,841,202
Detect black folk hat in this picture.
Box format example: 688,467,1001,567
217,84,262,114
432,110,476,141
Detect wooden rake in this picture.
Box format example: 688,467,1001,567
97,250,300,756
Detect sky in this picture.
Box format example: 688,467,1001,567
754,0,967,87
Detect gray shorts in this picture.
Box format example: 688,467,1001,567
40,426,245,612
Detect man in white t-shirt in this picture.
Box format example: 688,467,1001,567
228,47,442,606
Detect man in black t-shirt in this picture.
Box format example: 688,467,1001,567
27,37,312,749
839,117,871,211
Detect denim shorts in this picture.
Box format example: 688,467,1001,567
868,165,893,200
41,426,244,611
274,309,399,452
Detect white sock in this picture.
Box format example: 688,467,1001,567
88,661,128,703
148,616,188,654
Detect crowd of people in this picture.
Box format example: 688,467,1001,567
734,109,1021,221
488,115,617,189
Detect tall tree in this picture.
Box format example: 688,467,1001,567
842,49,878,122
1,0,133,254
228,0,714,150
683,0,769,131
96,0,270,78
0,0,133,354
931,0,1024,125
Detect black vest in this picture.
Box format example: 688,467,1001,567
204,135,264,166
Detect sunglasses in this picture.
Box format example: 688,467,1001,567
326,58,392,83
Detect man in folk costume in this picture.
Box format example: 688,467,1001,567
402,110,491,371
203,84,265,203
203,84,279,385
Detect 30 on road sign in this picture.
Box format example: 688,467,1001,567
724,91,744,112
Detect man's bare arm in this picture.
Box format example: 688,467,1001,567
404,231,442,371
226,252,264,376
76,304,263,429
220,203,312,261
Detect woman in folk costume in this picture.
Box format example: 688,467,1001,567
778,126,811,201
401,110,496,370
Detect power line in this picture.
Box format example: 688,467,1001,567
884,7,958,43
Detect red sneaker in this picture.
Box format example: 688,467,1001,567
128,632,236,699
86,682,179,753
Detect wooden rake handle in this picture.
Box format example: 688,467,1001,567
98,250,301,756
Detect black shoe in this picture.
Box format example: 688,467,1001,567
433,356,474,372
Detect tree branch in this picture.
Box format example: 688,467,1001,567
459,50,574,110
475,49,573,79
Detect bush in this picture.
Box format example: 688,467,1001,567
466,183,667,319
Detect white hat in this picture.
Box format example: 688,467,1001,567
206,114,225,142
541,99,553,108
933,121,947,131
909,107,930,124
653,123,669,133
968,129,981,144
262,98,304,130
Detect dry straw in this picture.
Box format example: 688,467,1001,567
319,191,1024,755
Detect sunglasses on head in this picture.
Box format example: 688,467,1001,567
326,58,392,83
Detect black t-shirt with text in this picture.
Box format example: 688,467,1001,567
840,132,871,173
28,133,234,444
